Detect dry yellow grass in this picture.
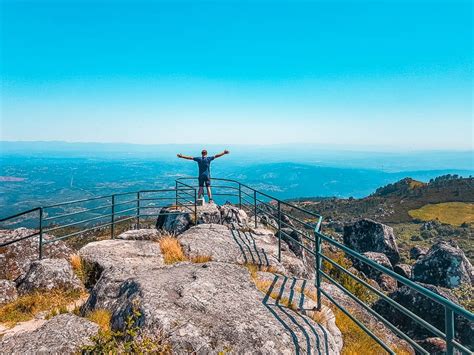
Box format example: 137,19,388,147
190,255,213,263
86,309,112,331
408,202,474,226
159,237,187,264
0,289,84,326
158,236,211,264
245,263,279,279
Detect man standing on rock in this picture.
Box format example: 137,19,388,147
177,149,230,203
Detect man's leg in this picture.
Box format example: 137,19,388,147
206,185,213,202
206,178,213,202
198,178,204,199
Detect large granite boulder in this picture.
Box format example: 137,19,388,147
412,241,474,288
0,314,99,353
409,246,428,260
156,204,223,235
178,224,308,277
83,261,341,354
156,207,193,235
219,204,248,227
393,264,412,286
0,279,18,305
372,282,473,347
352,252,397,292
0,228,74,281
16,258,83,295
79,239,164,271
343,219,400,265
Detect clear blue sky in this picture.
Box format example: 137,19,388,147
1,0,472,149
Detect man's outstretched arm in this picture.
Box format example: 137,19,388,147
177,153,194,160
214,150,230,159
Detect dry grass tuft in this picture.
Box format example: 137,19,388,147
158,236,212,264
159,237,187,264
245,263,279,279
190,255,213,263
86,309,112,331
0,289,84,326
70,254,85,281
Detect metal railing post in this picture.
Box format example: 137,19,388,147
194,189,198,225
111,195,115,239
315,231,322,310
238,183,242,209
175,181,178,207
39,208,43,259
277,201,281,262
445,308,454,354
253,190,257,228
136,192,140,229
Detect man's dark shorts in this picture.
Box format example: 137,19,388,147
198,176,211,187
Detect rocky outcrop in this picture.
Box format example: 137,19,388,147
372,282,473,346
178,224,308,277
156,207,193,235
16,258,83,295
156,204,223,235
412,241,474,288
219,204,248,227
393,264,412,284
352,252,397,292
279,228,305,258
83,261,341,354
0,314,99,353
79,239,164,271
255,271,343,353
409,246,428,260
343,219,400,265
116,229,161,241
0,279,18,305
416,337,446,354
0,228,74,281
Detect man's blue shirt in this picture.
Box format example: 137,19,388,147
193,156,215,177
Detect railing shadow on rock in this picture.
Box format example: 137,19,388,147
0,177,473,355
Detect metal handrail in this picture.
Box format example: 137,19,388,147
0,177,472,354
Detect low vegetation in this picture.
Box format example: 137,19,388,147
83,302,171,354
331,306,411,355
159,236,212,264
321,249,378,304
86,309,112,332
0,288,84,326
408,202,474,226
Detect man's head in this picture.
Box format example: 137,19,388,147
201,149,208,157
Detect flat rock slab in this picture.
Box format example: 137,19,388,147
84,261,340,354
116,229,162,241
255,271,343,353
178,224,308,277
0,314,99,354
79,239,164,271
